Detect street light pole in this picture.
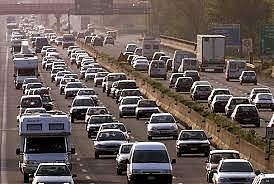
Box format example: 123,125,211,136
68,9,71,34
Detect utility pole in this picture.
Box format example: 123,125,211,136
67,9,71,34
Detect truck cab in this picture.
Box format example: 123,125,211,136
16,114,75,183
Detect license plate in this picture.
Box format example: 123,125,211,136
191,147,198,151
148,176,156,180
160,131,169,134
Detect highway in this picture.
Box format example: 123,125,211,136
0,17,208,184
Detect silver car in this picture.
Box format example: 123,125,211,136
116,143,135,175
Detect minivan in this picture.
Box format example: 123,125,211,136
148,60,167,80
126,142,176,184
34,37,49,53
225,60,246,81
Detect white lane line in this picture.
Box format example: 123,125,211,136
79,163,84,167
1,33,9,184
81,169,87,173
76,158,80,161
85,176,91,180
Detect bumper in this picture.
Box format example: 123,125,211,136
177,145,210,154
129,174,173,184
148,130,178,137
95,147,120,155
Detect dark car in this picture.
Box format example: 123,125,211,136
92,36,104,47
184,70,200,82
239,71,257,85
41,95,54,111
231,104,260,127
210,94,233,113
174,77,193,92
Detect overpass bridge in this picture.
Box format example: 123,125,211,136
0,3,149,15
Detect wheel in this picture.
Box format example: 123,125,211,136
147,136,152,140
240,81,243,85
15,85,20,90
88,132,91,139
226,78,229,81
136,114,139,120
254,82,257,85
23,173,29,183
119,113,123,118
60,90,62,95
176,151,181,157
95,83,97,87
65,95,68,99
85,79,87,82
71,116,75,124
95,152,99,159
116,168,122,175
256,123,260,128
107,90,110,96
102,87,105,93
163,76,167,80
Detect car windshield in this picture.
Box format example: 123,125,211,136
108,75,127,81
24,78,39,84
86,69,99,73
25,137,66,153
89,116,113,124
185,72,198,76
27,83,42,89
138,100,157,107
219,162,253,172
25,108,46,114
122,90,141,97
254,89,271,94
244,72,255,76
87,108,108,115
210,153,240,164
258,94,273,100
215,95,232,101
96,73,108,77
120,144,133,154
36,165,71,176
196,86,211,91
214,90,230,96
78,90,96,95
238,106,257,114
132,150,169,163
150,115,175,123
101,124,126,132
231,99,249,105
57,72,70,77
73,99,94,106
97,131,126,141
21,97,42,108
122,98,140,105
67,83,83,88
179,131,207,140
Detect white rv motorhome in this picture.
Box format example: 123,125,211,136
16,114,75,183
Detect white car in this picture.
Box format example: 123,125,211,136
76,88,99,105
146,113,178,140
116,143,135,175
252,93,274,111
31,163,77,184
119,96,143,118
85,68,104,82
98,122,131,140
94,71,109,87
64,82,85,99
132,59,149,71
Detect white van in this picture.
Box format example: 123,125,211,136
148,60,167,79
172,50,195,72
141,37,160,60
178,58,199,73
225,60,246,81
126,142,176,184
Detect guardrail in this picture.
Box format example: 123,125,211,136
160,35,197,54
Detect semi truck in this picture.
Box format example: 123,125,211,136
13,56,39,89
16,114,75,183
197,35,225,72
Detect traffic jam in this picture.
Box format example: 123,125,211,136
8,16,274,184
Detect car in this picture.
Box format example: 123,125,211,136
55,71,72,86
17,95,43,121
125,43,137,52
92,36,104,47
169,73,185,88
40,45,52,57
191,85,212,101
205,150,240,183
76,54,89,68
252,173,274,184
85,68,104,82
176,129,211,157
103,73,127,95
59,78,79,95
117,88,142,104
31,163,77,184
24,82,44,95
135,99,160,120
184,70,200,82
40,94,54,111
22,77,40,93
85,106,110,124
94,72,109,87
76,88,99,106
93,129,128,159
119,96,143,118
86,114,114,138
248,88,272,103
68,96,95,123
145,113,178,140
132,59,149,71
104,36,114,45
64,82,85,99
231,104,260,127
98,122,131,140
252,93,274,111
79,65,93,79
239,70,257,85
225,96,250,117
208,88,231,107
67,45,79,56
50,67,65,82
110,80,137,99
212,159,259,184
116,143,135,175
174,76,194,92
190,80,212,94
210,94,233,113
55,36,63,46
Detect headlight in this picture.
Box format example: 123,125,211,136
132,169,142,174
149,127,157,131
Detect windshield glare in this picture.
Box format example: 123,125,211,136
73,99,94,106
25,137,66,153
89,116,113,124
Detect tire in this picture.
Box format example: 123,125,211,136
256,123,260,128
119,113,123,118
65,95,68,99
71,116,75,124
147,136,152,140
15,85,20,90
88,132,91,139
116,168,122,175
102,87,105,93
226,78,229,81
176,151,181,157
60,90,62,95
240,82,242,85
23,173,29,183
107,90,110,96
254,82,257,85
173,135,178,140
85,79,87,82
136,114,139,120
95,152,99,159
204,152,210,157
95,83,97,87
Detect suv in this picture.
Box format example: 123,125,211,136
116,143,135,175
205,150,240,183
176,129,211,157
225,97,250,117
212,159,259,184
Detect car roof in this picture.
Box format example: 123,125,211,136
221,159,250,163
210,150,240,154
21,95,41,99
98,129,124,133
235,104,256,107
101,122,124,126
122,96,142,99
181,129,205,132
133,142,167,150
151,113,172,117
73,96,92,100
38,163,67,166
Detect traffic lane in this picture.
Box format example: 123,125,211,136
2,29,24,183
52,47,208,184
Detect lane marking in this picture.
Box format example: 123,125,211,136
76,158,80,161
1,33,9,184
79,163,84,167
85,176,91,180
81,169,87,173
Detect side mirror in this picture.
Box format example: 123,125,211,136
70,148,75,154
255,169,261,175
72,174,77,178
145,121,149,125
171,159,176,164
17,105,20,108
16,148,20,155
68,105,71,108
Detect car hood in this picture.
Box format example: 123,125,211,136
33,176,73,183
148,123,177,129
131,163,172,173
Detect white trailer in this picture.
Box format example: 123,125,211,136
16,114,75,183
197,35,225,72
13,56,39,89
